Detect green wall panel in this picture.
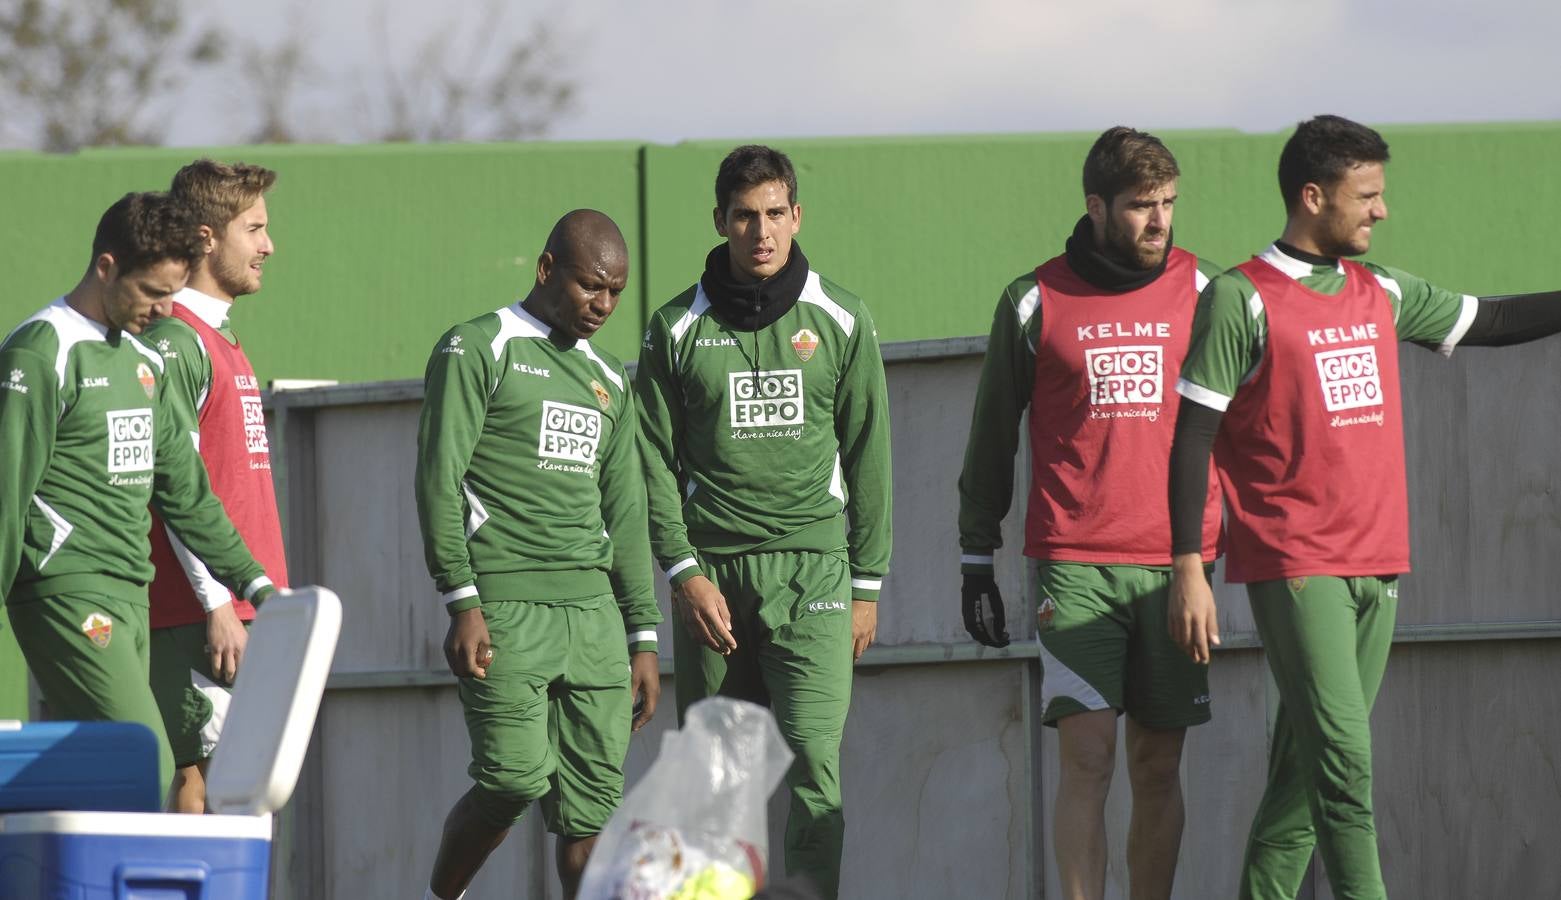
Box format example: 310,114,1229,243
0,142,649,384
4,124,1558,384
642,123,1561,339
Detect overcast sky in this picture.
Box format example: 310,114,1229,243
132,0,1561,147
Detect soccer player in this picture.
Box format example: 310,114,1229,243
635,144,892,900
957,127,1222,900
415,209,661,900
1168,114,1561,899
143,159,288,814
0,192,277,801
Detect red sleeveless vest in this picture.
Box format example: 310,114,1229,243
1216,257,1409,582
1024,248,1221,564
149,304,289,627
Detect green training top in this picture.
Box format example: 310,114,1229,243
0,298,273,606
957,257,1225,565
414,302,660,652
1176,244,1478,409
635,269,893,601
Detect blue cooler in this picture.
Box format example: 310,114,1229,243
0,588,342,900
0,811,271,898
0,721,161,813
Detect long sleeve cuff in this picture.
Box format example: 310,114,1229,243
959,550,995,575
241,577,274,603
850,573,884,602
627,630,659,655
443,584,481,615
664,556,702,588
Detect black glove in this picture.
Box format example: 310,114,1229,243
961,572,1009,647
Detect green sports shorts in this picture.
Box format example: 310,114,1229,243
150,619,248,768
6,591,174,800
1033,561,1212,730
459,594,631,837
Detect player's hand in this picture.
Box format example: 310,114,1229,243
629,650,660,732
674,575,736,655
851,600,877,662
205,601,248,684
1169,554,1220,664
445,608,495,679
961,572,1009,647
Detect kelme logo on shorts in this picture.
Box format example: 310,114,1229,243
791,328,819,362
1037,595,1057,631
538,400,601,465
1084,345,1163,405
81,612,112,649
728,369,804,429
136,362,156,398
106,408,155,473
1314,345,1382,412
806,600,847,614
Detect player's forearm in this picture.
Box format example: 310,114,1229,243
633,377,700,585
1169,397,1222,557
958,298,1033,554
1460,291,1561,346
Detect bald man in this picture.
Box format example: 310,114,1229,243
415,210,662,900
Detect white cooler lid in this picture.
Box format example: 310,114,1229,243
204,587,342,816
0,811,271,838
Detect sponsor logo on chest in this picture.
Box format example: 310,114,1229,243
728,369,805,437
695,337,739,348
513,363,551,378
1076,321,1171,341
537,400,602,471
1314,345,1383,420
106,408,155,473
1084,344,1164,409
79,376,110,389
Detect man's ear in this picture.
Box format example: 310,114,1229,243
712,206,728,238
1085,193,1107,228
535,250,555,286
1300,182,1327,216
93,252,118,284
198,224,216,254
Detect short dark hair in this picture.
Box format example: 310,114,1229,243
715,145,798,213
91,191,203,276
170,159,277,232
1277,115,1391,212
1082,127,1180,203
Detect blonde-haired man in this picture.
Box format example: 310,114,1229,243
145,159,288,813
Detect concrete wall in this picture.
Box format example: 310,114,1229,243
261,336,1561,899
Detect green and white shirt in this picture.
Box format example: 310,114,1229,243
0,298,272,606
1177,244,1479,409
636,270,893,600
415,303,660,652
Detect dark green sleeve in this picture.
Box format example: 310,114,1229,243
413,324,491,614
145,318,210,441
957,283,1036,572
834,302,892,602
598,383,661,651
0,346,57,598
149,360,270,601
1195,256,1226,282
633,316,701,587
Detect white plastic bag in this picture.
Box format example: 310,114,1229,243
578,697,794,900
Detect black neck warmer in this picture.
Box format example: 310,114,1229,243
700,242,810,330
1063,215,1172,292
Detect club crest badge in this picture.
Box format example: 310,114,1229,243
136,362,155,398
1037,595,1057,632
591,380,611,410
1288,577,1308,593
81,612,113,649
791,328,819,363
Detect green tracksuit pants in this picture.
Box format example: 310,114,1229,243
673,549,854,900
1241,575,1399,900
